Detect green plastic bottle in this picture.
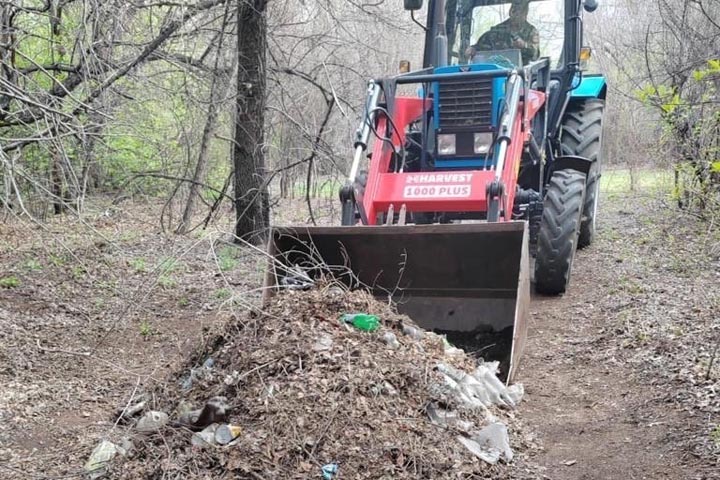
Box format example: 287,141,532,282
341,313,380,332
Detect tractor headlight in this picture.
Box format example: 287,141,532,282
437,134,456,155
474,133,494,155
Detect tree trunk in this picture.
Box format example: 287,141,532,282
50,145,64,215
233,0,269,244
177,90,222,234
177,66,234,233
177,5,234,234
0,4,16,115
79,112,106,194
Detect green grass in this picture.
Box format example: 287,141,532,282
600,168,674,196
130,257,147,273
24,259,43,272
0,276,20,288
293,179,343,199
48,254,66,267
711,425,720,447
157,256,182,274
192,230,211,240
217,246,239,272
119,230,142,243
139,320,153,337
158,275,177,289
213,288,231,300
98,280,117,291
71,266,87,280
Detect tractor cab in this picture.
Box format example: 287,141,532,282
446,0,566,68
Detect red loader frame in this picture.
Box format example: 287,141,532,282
360,88,546,225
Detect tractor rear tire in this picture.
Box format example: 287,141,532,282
560,99,604,249
535,169,586,295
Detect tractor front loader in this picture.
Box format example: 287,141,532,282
265,0,606,383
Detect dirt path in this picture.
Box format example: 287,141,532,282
518,192,719,479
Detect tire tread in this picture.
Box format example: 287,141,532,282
535,169,586,295
560,99,604,248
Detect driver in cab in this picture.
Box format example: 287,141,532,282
464,0,540,65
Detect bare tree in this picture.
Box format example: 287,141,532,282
0,0,229,215
0,0,420,228
177,3,235,234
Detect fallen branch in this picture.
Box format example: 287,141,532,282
36,339,91,357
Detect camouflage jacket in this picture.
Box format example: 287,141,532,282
474,20,540,65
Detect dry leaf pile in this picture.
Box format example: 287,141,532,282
112,287,531,479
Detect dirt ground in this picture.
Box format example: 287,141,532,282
0,177,718,479
518,190,719,479
0,202,265,479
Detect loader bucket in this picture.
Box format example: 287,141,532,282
263,222,530,383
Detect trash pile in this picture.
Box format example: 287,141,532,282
96,286,532,479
